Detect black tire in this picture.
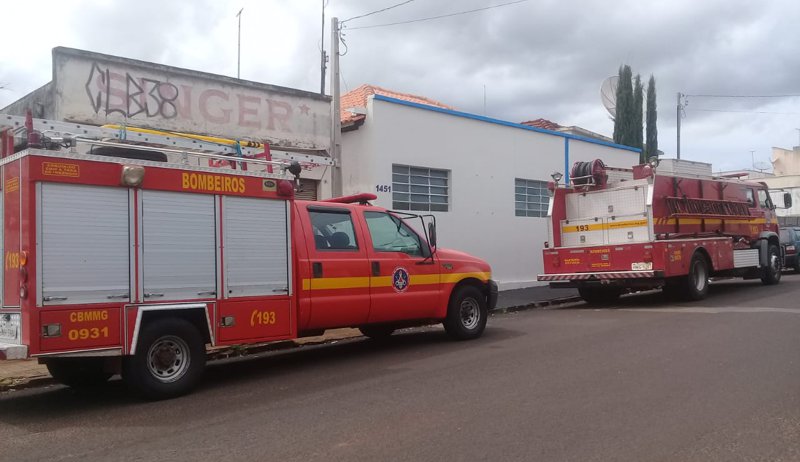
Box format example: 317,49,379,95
359,325,395,340
578,286,623,305
443,285,488,340
761,244,782,285
123,318,206,400
46,358,112,388
682,253,710,300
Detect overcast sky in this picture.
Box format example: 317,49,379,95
1,0,799,171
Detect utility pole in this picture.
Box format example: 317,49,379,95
320,0,327,95
750,150,756,170
676,92,683,160
330,17,343,197
236,8,243,79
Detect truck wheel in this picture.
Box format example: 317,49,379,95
761,244,782,285
683,253,710,300
578,286,622,305
443,285,488,340
359,325,395,340
46,358,112,388
123,318,206,400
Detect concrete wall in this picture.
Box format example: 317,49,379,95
341,96,639,289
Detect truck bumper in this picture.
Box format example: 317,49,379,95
0,342,28,360
538,270,661,281
487,279,499,310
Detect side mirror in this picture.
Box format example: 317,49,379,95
784,192,793,209
427,222,437,248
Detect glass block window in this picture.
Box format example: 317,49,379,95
392,165,449,212
515,178,549,217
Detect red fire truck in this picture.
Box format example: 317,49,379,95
0,114,497,399
538,159,792,304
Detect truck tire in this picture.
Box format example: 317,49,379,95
123,318,206,400
761,244,782,285
443,285,488,340
359,325,395,340
578,286,623,305
682,253,710,300
46,358,112,388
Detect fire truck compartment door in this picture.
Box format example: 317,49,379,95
566,182,648,220
39,183,131,305
606,213,651,244
222,196,290,297
141,191,216,301
561,218,605,247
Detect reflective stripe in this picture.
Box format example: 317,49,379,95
562,219,648,233
301,272,490,290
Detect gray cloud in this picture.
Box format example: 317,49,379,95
2,0,799,171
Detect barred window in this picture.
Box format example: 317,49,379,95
515,178,548,217
392,165,449,212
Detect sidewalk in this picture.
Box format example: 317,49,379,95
0,285,579,391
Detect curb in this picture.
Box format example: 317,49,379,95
493,296,584,314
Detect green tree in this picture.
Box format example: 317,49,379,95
633,74,644,159
645,74,658,161
613,65,634,146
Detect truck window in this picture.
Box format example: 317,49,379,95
364,211,423,256
309,210,359,251
757,189,771,208
744,189,755,207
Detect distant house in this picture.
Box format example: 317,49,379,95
521,118,614,144
340,84,639,288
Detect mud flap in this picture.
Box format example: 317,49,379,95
759,239,768,267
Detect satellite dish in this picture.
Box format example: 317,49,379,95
754,161,771,172
600,76,619,119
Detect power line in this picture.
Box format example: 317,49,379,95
689,108,800,116
341,0,415,24
684,93,800,98
345,0,530,30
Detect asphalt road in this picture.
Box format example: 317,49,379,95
2,275,800,462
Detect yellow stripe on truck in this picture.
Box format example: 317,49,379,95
562,219,648,233
301,272,490,290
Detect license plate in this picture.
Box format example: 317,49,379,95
0,314,20,342
631,262,653,271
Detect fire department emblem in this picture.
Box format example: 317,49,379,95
392,267,410,293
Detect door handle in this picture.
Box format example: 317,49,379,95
43,296,68,302
371,261,380,276
312,262,323,278
144,293,165,298
107,294,130,299
197,291,216,296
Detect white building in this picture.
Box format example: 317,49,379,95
340,85,640,289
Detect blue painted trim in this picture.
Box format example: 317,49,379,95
372,94,641,153
564,138,570,184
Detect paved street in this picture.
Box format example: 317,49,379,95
2,275,800,462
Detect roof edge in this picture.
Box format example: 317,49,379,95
372,94,641,153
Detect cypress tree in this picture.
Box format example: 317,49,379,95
613,65,634,147
633,74,644,161
645,75,658,161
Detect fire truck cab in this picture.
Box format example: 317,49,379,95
0,114,497,399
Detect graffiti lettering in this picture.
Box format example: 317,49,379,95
83,62,303,134
86,63,179,119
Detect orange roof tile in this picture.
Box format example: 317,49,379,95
341,84,454,126
520,118,562,131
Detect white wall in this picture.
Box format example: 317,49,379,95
341,97,639,289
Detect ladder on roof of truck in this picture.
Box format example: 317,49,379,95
0,113,334,168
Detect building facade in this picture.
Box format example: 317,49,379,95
341,86,640,289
